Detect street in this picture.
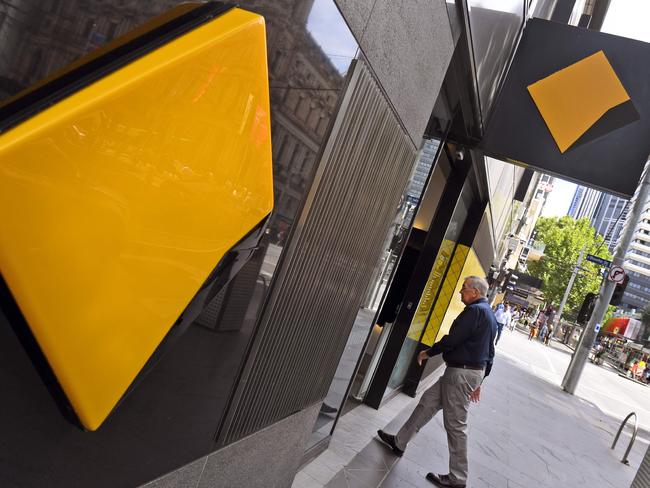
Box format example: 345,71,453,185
498,326,650,431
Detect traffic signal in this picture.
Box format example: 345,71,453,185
501,271,519,292
576,292,596,325
610,274,629,306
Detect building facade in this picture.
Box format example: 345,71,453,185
622,166,650,312
591,193,629,253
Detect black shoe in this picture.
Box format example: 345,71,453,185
425,473,465,488
376,429,404,457
319,403,338,415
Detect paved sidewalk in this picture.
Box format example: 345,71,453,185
293,330,650,488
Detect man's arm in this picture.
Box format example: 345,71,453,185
483,316,496,379
425,307,479,358
471,329,494,402
469,386,481,402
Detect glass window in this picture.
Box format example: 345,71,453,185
385,181,472,397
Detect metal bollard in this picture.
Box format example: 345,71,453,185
612,412,639,465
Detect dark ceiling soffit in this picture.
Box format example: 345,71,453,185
428,1,526,146
457,0,484,137
479,18,650,198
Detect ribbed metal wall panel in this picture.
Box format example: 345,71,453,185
632,443,650,488
222,60,416,444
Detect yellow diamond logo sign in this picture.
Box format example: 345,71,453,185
527,50,638,153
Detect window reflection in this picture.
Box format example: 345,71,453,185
466,0,525,122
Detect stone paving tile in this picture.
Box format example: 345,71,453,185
386,457,433,488
346,468,388,487
354,441,398,470
303,460,340,486
379,475,419,488
324,471,347,488
294,471,325,488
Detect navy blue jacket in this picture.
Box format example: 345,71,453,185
426,297,497,377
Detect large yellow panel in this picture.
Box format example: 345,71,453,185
421,244,470,346
433,246,486,344
407,239,456,342
527,50,630,153
0,8,273,430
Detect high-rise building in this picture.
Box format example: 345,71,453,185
568,185,602,220
591,193,629,253
621,165,650,311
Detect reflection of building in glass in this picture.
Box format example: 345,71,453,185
256,0,344,238
406,139,438,204
0,0,178,99
0,0,342,241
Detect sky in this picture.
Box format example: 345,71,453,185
306,0,358,74
540,0,650,217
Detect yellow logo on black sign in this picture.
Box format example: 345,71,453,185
527,50,638,153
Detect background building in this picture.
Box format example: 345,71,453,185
621,165,650,312
591,193,629,253
568,185,602,220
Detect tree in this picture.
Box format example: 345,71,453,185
527,216,613,317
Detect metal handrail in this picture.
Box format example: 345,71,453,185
612,412,639,465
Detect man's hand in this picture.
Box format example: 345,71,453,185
417,350,430,366
469,386,481,403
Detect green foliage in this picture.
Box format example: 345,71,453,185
527,216,612,316
603,305,616,324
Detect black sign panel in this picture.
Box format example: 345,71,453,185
480,19,650,197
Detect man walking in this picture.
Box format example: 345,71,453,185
377,276,497,488
494,302,511,345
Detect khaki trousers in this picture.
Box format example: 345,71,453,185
394,366,484,484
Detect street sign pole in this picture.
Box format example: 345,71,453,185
551,248,585,338
562,160,650,394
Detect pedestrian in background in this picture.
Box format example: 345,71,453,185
377,276,497,488
527,317,538,340
539,321,548,343
543,324,553,346
494,303,511,344
510,307,520,331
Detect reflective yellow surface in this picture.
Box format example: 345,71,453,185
431,245,485,345
527,50,630,153
0,8,273,430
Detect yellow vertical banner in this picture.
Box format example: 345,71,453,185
421,244,470,346
425,247,487,346
407,239,456,341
